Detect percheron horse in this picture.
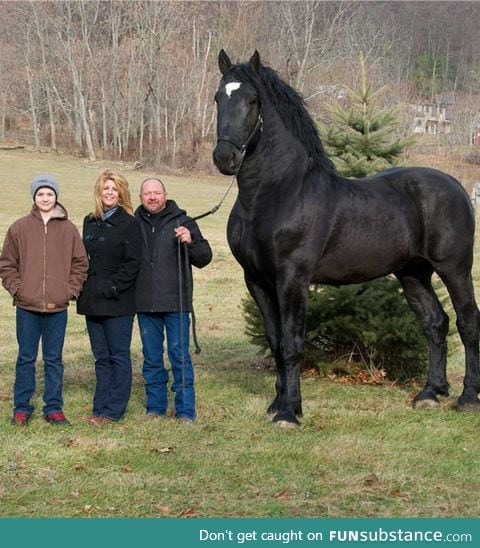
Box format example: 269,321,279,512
212,50,480,426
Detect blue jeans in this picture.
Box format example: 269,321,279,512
86,315,134,421
14,307,67,416
138,312,195,421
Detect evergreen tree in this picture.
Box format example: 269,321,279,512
319,52,416,178
242,278,429,381
311,53,426,379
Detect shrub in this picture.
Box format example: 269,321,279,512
242,277,431,381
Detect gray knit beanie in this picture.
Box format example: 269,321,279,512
30,174,59,200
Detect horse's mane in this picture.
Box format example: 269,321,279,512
228,62,335,172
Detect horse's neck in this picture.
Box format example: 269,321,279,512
244,112,307,181
237,136,309,213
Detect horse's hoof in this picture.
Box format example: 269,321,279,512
272,411,300,427
413,398,439,409
274,420,299,429
454,399,480,412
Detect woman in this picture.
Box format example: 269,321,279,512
77,169,142,426
0,174,88,426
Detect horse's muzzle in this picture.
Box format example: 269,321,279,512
213,141,242,175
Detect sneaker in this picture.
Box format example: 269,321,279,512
140,412,165,421
81,415,113,426
44,411,70,425
11,412,30,426
177,416,194,425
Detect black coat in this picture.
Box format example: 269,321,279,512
135,200,212,313
77,207,142,316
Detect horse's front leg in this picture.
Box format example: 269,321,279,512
245,278,284,413
270,277,309,426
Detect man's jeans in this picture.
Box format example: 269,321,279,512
14,307,67,416
86,315,134,421
138,312,195,421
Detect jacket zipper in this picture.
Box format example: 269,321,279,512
150,225,155,311
43,223,47,311
150,226,155,268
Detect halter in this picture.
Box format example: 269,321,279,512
180,111,264,360
190,111,263,224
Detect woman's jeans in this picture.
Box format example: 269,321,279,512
86,315,134,421
14,307,67,416
138,312,195,421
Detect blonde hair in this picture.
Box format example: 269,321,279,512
92,169,133,219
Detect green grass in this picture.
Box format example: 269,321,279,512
0,149,479,517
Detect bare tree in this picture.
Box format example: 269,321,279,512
32,3,57,151
0,0,479,167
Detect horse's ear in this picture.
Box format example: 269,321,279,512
249,51,261,74
219,49,232,75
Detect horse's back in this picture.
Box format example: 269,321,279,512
311,166,474,284
349,166,473,232
368,166,471,209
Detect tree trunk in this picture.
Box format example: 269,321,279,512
25,65,41,150
33,5,57,151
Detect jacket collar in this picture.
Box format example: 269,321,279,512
87,206,128,226
31,202,68,222
135,200,185,225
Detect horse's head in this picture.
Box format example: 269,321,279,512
212,50,263,176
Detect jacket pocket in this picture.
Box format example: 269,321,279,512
46,279,70,309
15,277,43,310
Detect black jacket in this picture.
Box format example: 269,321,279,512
135,200,212,313
77,207,142,316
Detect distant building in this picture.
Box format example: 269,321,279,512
471,121,480,145
411,94,455,135
471,181,480,207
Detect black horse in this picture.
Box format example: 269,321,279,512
212,50,480,426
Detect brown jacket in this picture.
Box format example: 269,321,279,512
0,204,88,313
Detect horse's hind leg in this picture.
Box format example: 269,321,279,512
395,267,450,407
439,271,480,410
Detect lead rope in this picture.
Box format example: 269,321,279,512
177,176,236,405
182,173,237,366
177,220,187,402
190,172,237,223
190,112,262,223
183,243,201,354
182,160,241,361
177,113,263,398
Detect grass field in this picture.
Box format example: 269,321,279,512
0,149,479,518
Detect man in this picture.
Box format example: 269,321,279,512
135,178,212,423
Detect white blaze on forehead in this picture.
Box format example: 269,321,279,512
225,82,241,98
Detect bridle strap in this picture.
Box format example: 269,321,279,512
188,113,263,224
216,112,263,157
182,112,264,353
216,136,243,151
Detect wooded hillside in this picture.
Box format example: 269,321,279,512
1,1,479,170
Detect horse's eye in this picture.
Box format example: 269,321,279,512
249,97,257,106
214,92,219,103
